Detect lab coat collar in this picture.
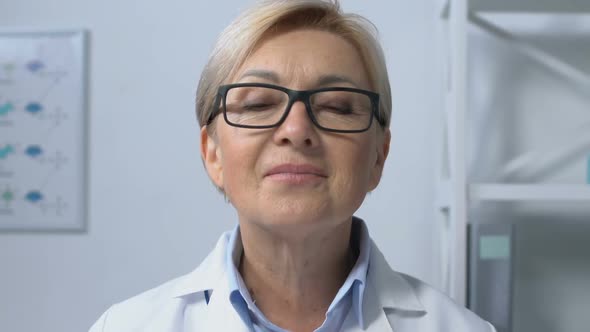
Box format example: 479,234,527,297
170,226,426,329
170,231,231,298
367,240,426,313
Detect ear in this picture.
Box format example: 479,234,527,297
200,126,224,190
368,128,390,191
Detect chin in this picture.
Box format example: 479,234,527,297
235,194,360,229
261,209,351,231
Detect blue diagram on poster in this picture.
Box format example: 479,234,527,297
0,30,87,231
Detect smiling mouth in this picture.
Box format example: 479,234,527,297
265,164,327,184
266,173,326,185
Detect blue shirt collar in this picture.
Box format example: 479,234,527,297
225,217,371,330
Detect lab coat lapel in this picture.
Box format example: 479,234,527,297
367,240,425,312
194,277,250,332
353,239,426,332
360,280,395,331
172,231,250,332
363,240,426,332
339,277,394,332
179,268,250,332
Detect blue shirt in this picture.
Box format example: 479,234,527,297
225,217,371,332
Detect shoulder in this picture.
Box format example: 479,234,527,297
89,231,232,332
88,274,201,332
367,240,495,331
395,273,495,331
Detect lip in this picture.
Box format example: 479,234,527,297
264,163,328,178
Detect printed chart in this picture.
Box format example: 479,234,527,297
0,30,87,231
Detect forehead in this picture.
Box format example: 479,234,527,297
232,29,371,90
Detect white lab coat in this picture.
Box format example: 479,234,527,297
89,231,496,331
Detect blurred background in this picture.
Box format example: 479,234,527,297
0,0,588,331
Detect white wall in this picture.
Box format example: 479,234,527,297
0,1,440,331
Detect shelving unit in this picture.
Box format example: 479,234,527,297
469,0,590,13
435,0,590,308
470,184,590,202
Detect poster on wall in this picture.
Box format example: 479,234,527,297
0,30,88,231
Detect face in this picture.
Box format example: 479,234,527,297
201,29,390,236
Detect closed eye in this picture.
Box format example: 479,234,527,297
242,103,277,111
315,104,355,114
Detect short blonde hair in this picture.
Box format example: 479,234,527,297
195,0,391,131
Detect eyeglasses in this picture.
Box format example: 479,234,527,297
207,83,384,133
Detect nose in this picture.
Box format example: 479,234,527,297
272,100,319,148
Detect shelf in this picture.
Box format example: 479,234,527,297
470,0,590,13
469,184,590,201
439,0,590,307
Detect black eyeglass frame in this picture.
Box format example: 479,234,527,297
206,82,385,133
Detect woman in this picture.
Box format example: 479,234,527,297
90,1,495,331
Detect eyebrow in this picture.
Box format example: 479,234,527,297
237,70,360,88
316,74,359,88
238,69,280,83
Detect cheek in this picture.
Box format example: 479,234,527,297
329,138,376,192
218,133,264,194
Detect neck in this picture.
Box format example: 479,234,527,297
238,219,356,330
